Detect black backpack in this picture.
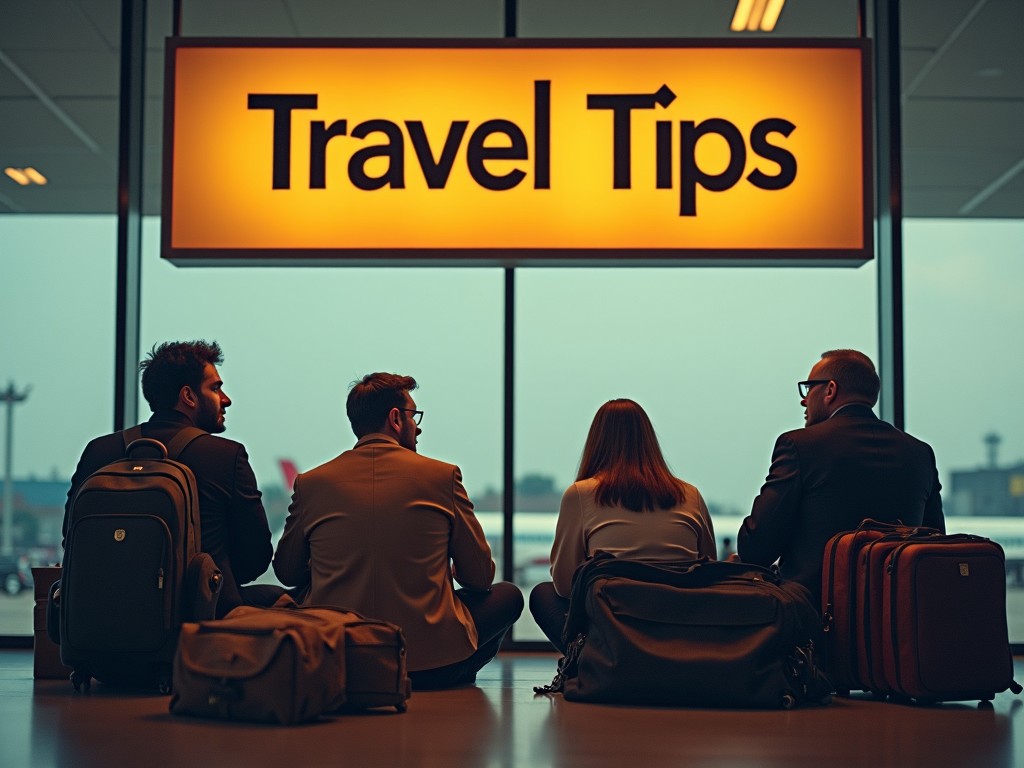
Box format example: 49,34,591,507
55,426,222,692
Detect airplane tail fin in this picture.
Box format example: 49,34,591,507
279,459,299,491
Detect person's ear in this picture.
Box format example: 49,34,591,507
180,385,198,409
824,380,838,403
388,407,402,431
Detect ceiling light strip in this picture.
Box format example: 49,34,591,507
23,167,47,185
4,168,30,185
760,0,785,31
731,0,784,32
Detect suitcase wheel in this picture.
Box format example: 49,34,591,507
395,702,407,713
70,671,91,693
158,676,172,695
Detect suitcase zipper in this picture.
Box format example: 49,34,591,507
822,536,843,634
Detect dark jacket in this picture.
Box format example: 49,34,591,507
738,403,945,608
64,409,274,616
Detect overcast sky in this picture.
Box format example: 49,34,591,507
2,217,1022,517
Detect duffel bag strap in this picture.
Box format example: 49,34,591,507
533,633,586,695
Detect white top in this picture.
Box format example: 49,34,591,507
550,476,717,596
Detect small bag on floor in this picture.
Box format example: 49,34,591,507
170,606,348,724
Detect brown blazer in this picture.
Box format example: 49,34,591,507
273,434,495,671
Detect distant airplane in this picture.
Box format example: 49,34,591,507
278,459,299,492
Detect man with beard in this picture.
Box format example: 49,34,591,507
274,372,523,689
737,349,945,609
63,340,279,615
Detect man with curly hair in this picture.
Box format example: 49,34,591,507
64,340,280,615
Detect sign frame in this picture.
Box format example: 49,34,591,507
162,37,873,267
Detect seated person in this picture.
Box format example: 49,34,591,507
273,372,523,689
738,349,944,608
529,399,717,653
64,340,281,617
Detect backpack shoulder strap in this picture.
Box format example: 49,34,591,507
165,426,207,460
121,425,145,454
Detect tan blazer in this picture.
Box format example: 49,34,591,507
273,434,495,671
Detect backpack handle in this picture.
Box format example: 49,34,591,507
125,437,169,460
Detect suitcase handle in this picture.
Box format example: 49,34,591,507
856,518,909,531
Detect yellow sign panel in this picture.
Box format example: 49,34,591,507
162,40,871,265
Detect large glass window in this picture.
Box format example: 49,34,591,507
512,265,877,639
139,220,505,586
0,216,116,634
3,2,1017,653
904,219,1024,642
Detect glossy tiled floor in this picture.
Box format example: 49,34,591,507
3,650,1023,768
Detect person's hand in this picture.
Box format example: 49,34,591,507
725,552,742,563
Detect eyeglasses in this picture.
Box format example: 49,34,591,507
401,409,424,425
797,380,830,398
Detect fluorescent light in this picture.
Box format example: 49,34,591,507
760,0,785,31
23,167,47,185
731,0,785,32
4,168,30,185
731,0,755,31
4,166,47,185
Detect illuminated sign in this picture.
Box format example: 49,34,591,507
162,40,871,266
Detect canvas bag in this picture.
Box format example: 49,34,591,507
170,605,348,724
538,556,833,708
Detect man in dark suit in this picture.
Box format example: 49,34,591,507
737,349,945,608
64,340,279,616
274,372,523,689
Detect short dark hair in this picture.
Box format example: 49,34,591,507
139,340,223,412
346,373,418,438
819,349,880,405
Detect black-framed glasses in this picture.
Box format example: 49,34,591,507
797,380,830,398
401,409,424,425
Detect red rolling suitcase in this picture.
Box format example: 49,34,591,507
856,535,918,693
881,534,1021,703
821,519,917,693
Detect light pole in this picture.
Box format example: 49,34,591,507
1,382,30,556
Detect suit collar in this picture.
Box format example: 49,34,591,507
148,409,193,427
355,432,399,449
828,402,877,420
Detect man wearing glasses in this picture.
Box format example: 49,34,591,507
273,372,523,689
736,349,944,608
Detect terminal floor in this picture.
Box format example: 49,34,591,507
3,650,1023,768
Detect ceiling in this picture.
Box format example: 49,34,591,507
0,0,1020,218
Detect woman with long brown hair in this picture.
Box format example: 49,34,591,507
529,398,716,652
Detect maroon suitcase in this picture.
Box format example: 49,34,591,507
856,536,913,693
881,534,1021,703
822,520,917,693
